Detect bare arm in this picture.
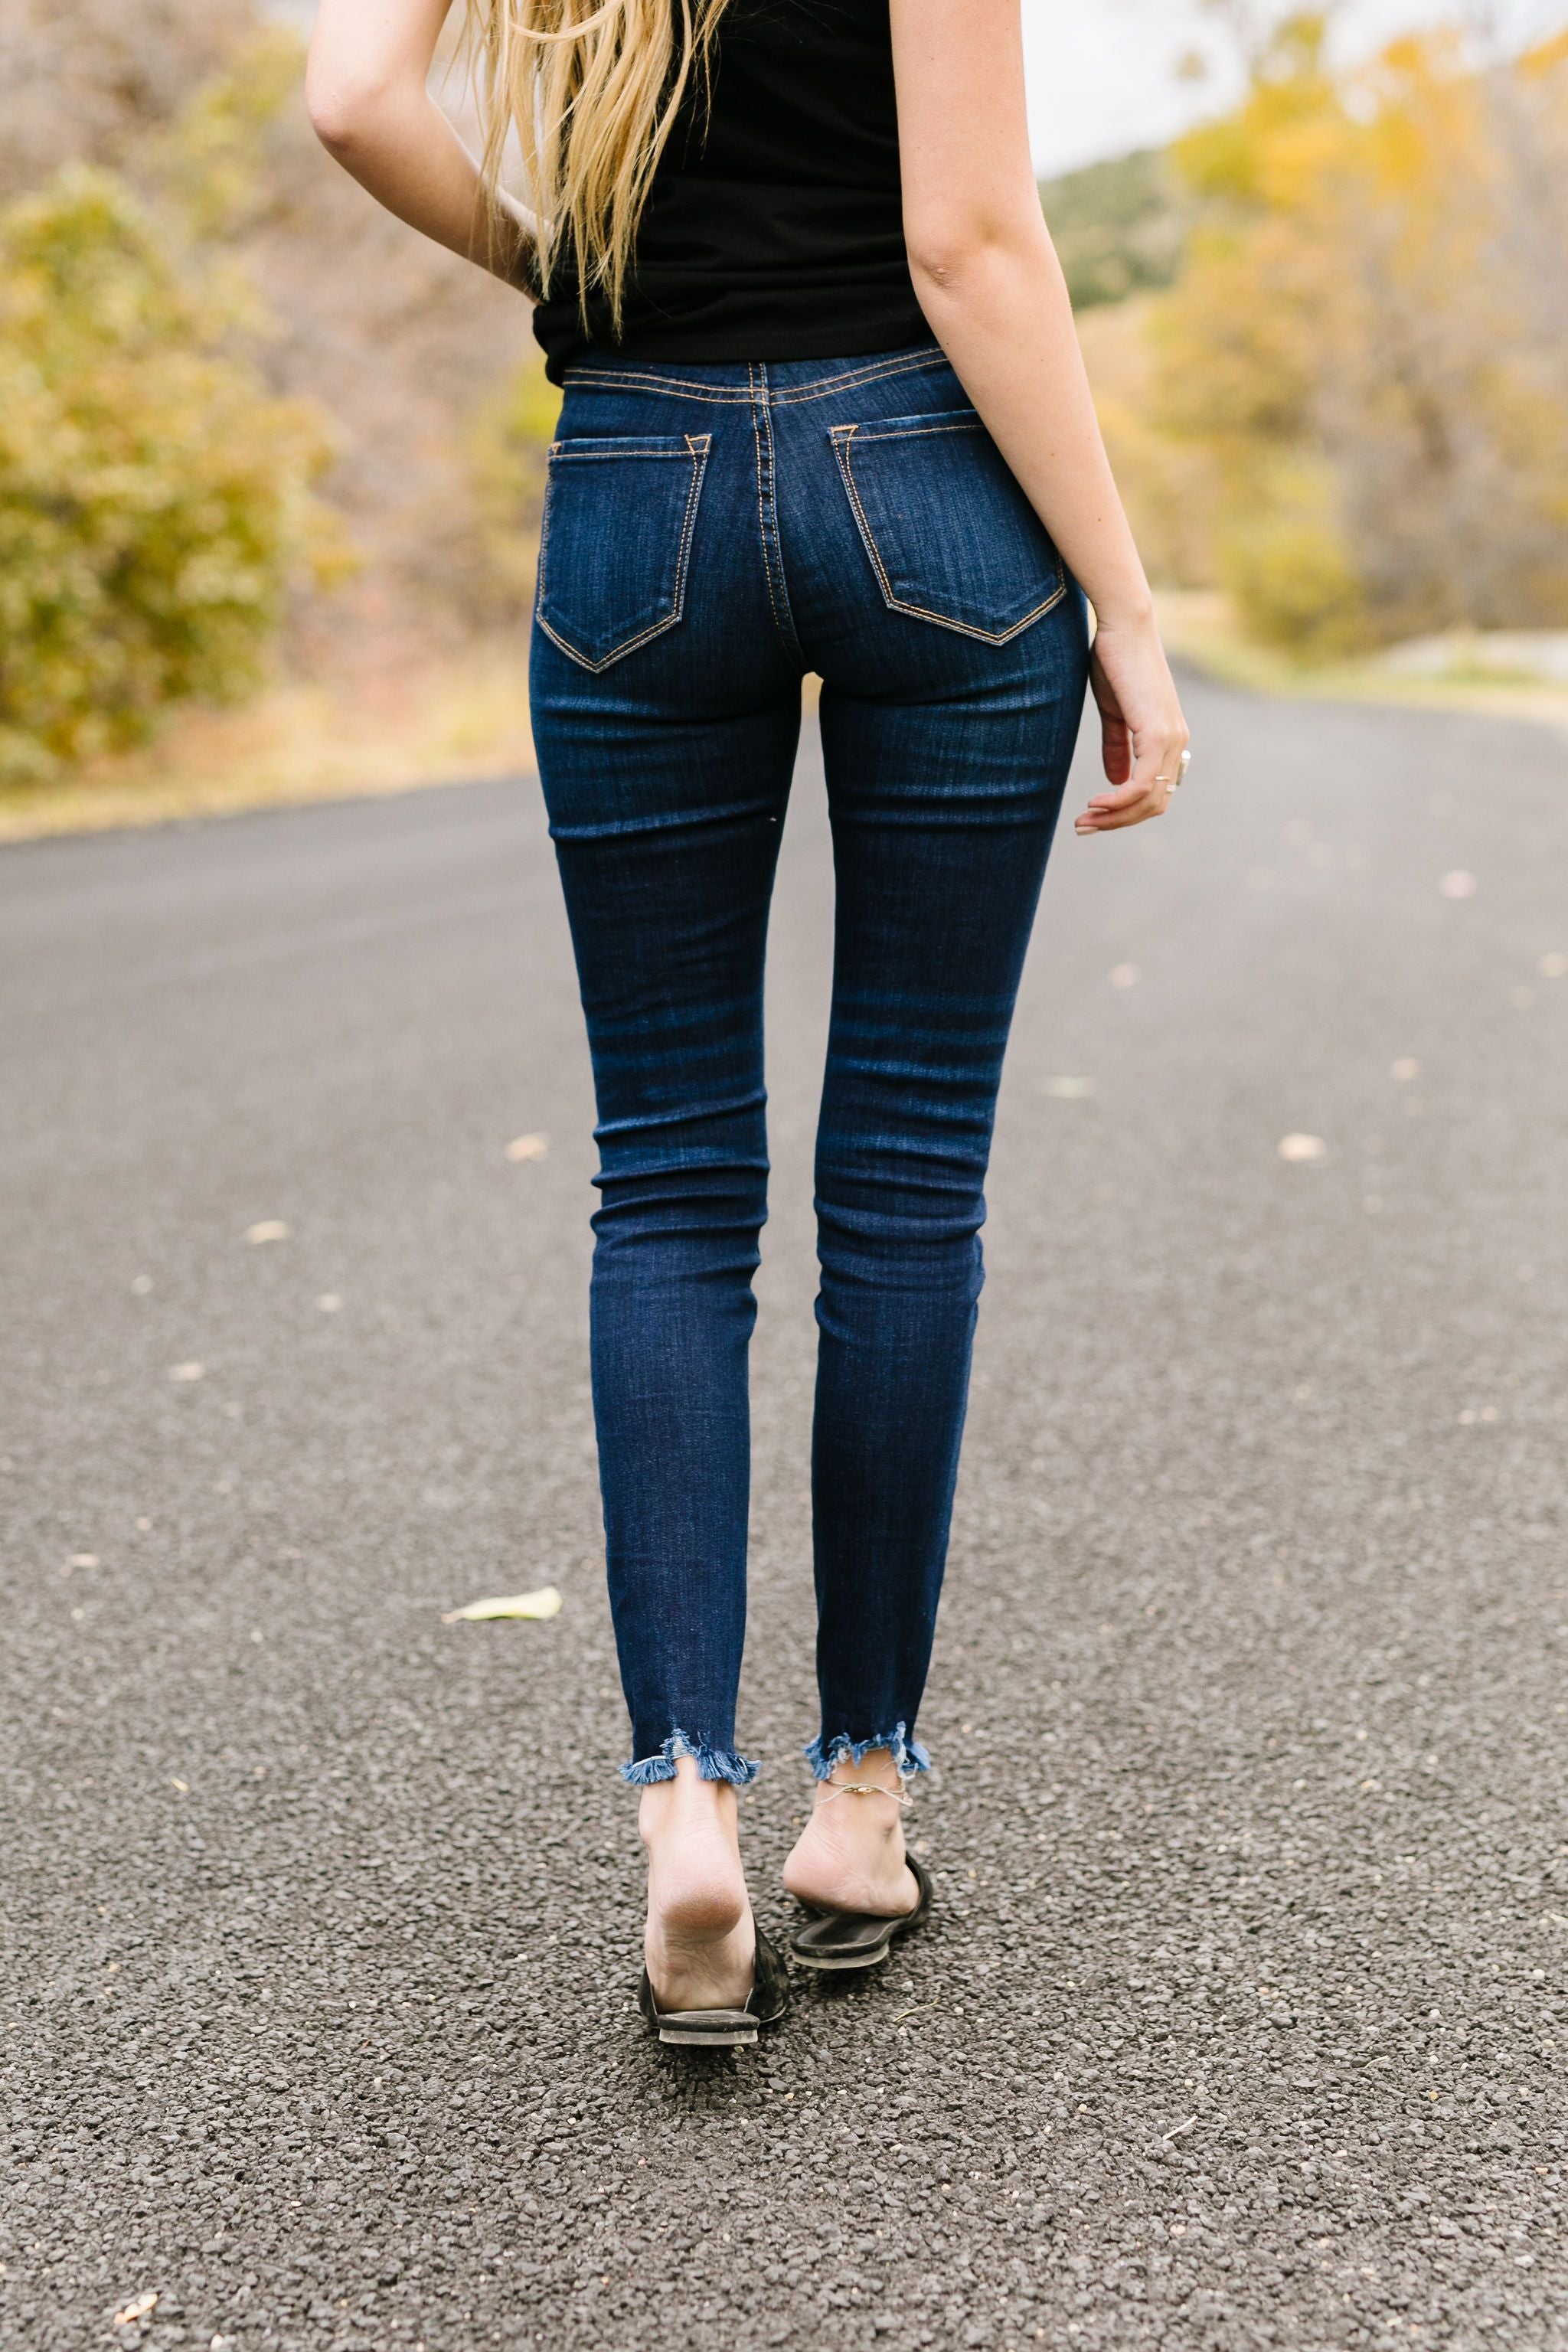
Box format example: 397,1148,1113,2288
890,0,1187,831
305,0,535,287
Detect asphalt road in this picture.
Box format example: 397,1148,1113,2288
3,674,1566,2352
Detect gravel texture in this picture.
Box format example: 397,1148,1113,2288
2,677,1566,2351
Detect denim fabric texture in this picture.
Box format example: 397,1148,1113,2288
528,344,1090,1784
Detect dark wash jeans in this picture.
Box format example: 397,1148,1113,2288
528,342,1089,1785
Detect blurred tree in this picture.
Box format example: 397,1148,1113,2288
2,1,535,701
459,353,562,625
0,0,252,198
0,169,335,782
1143,16,1568,652
1039,149,1185,312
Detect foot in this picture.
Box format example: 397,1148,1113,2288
781,1748,921,1918
641,1756,756,2013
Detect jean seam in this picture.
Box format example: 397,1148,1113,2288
560,350,948,406
750,366,802,660
827,416,980,443
830,425,1068,644
768,351,950,405
564,370,758,402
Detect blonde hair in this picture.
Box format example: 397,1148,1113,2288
463,0,732,331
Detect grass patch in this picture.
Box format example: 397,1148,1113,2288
1156,591,1568,730
0,638,535,843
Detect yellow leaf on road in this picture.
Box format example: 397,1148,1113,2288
1278,1133,1327,1162
505,1132,550,1162
245,1220,290,1244
113,2292,158,2327
442,1586,563,1623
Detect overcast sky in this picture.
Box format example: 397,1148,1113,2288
1024,0,1565,172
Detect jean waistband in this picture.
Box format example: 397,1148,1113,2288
558,341,952,408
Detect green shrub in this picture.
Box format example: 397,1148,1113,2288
1218,460,1368,658
0,165,333,782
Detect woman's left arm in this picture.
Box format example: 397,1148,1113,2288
890,0,1187,833
306,0,535,286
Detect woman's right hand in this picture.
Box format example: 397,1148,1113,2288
1075,609,1190,835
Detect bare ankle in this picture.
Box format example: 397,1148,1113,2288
814,1746,907,1826
639,1753,740,1848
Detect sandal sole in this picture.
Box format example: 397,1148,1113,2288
656,2022,760,2047
790,1942,896,1972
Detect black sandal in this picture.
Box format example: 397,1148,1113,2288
789,1780,934,1972
638,1916,791,2047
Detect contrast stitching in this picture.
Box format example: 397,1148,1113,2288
534,462,558,632
750,367,801,656
560,350,949,406
769,352,950,405
565,369,756,401
831,426,1067,645
537,434,711,672
547,445,704,459
826,416,980,444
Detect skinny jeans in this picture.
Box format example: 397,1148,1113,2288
528,343,1089,1785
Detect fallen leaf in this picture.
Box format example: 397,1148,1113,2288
1044,1076,1094,1099
505,1132,550,1163
245,1220,289,1244
169,1362,204,1383
316,1292,343,1313
1391,1057,1419,1082
170,1777,189,1793
1439,869,1477,899
442,1586,563,1623
1540,952,1566,979
69,1553,100,1569
113,2292,158,2327
1109,962,1140,988
131,1274,152,1295
1277,1133,1327,1163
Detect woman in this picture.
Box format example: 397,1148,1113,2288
308,0,1189,2046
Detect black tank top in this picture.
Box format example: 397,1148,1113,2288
531,0,929,383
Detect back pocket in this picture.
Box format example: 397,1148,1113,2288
830,410,1066,642
536,432,710,672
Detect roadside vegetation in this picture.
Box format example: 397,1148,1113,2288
1068,18,1568,670
2,5,1565,835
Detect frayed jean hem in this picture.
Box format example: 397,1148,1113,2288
804,1723,931,1781
621,1730,761,1788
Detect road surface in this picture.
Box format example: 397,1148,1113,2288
2,675,1566,2349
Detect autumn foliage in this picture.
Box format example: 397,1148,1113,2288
1109,18,1568,654
0,167,333,782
